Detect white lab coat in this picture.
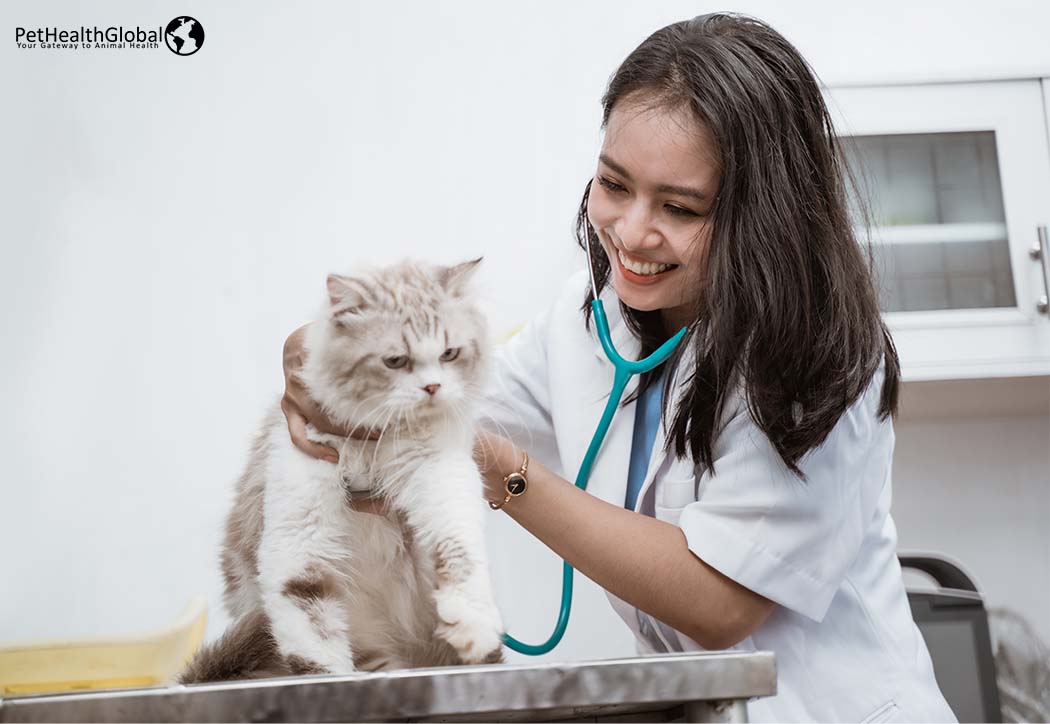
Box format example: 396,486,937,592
478,268,957,723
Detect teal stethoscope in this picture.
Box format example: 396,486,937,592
501,206,689,656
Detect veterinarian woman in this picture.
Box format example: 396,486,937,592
280,13,956,722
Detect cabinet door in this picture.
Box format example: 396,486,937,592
825,80,1050,381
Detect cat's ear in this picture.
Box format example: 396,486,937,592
437,256,482,298
326,274,369,319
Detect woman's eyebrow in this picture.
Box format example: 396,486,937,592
599,153,709,202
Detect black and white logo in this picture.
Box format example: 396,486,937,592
164,16,204,56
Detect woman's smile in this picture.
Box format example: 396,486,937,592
612,244,680,286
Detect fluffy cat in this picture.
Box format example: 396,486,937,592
179,257,504,683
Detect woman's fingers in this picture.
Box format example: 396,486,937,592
473,428,518,502
281,324,350,455
283,324,376,440
285,370,358,441
282,396,339,463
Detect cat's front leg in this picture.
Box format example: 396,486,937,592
394,455,504,664
262,558,357,675
431,539,505,664
260,464,358,675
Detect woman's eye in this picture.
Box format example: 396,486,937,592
600,176,700,218
666,205,699,218
383,355,409,369
440,347,460,362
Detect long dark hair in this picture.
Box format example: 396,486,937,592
577,12,900,481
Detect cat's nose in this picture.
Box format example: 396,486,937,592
423,383,441,396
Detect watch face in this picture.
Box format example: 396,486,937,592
506,472,527,496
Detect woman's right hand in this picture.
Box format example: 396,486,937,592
280,323,351,463
281,324,392,517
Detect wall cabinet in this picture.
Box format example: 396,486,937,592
826,79,1050,381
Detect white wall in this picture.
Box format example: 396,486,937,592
893,378,1050,646
1,0,1047,668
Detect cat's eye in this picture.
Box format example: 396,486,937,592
440,347,460,362
383,355,409,369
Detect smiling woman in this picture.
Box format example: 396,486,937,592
280,11,957,723
575,15,901,483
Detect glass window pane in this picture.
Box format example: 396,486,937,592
842,131,1015,313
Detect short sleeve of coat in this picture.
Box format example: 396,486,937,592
475,298,562,474
677,361,894,623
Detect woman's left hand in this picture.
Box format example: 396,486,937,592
473,428,521,504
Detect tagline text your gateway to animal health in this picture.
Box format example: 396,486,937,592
14,26,163,49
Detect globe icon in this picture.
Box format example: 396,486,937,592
165,16,204,56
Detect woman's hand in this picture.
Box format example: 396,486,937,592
281,323,388,516
282,324,346,462
472,428,523,504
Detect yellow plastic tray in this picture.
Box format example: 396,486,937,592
0,597,207,696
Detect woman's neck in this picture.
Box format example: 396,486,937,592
660,304,693,335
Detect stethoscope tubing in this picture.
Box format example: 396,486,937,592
501,297,687,655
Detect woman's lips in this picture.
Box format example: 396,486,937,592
611,246,678,286
595,226,679,286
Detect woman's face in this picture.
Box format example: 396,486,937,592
586,99,721,331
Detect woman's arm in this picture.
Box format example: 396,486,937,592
282,324,774,641
474,430,776,650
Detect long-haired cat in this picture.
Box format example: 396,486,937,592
179,257,505,683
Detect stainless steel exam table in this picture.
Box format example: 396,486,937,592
0,651,776,722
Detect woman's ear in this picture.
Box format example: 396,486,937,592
437,256,483,298
326,273,369,319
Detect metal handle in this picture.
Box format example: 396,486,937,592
1029,225,1050,315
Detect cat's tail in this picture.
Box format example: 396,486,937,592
177,608,292,684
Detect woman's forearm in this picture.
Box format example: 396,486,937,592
481,435,758,649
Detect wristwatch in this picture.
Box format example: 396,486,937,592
488,450,529,510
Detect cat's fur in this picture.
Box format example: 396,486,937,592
179,258,504,683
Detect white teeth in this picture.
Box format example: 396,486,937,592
618,249,674,276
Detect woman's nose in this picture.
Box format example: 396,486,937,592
614,204,662,252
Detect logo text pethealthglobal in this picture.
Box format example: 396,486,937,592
14,17,204,56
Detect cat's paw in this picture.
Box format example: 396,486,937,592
284,654,332,676
283,649,356,677
433,587,504,664
326,660,358,677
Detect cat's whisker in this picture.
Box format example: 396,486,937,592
444,403,498,472
370,404,401,470
392,407,414,461
359,396,394,432
472,394,536,443
474,407,532,449
372,404,396,440
339,391,395,432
